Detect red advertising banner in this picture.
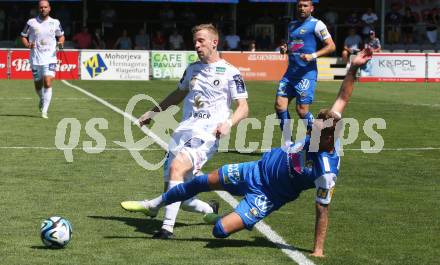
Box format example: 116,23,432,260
220,52,287,81
9,49,79,80
0,49,7,79
56,50,79,80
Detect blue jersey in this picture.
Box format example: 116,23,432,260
286,16,331,80
218,136,339,229
259,136,339,206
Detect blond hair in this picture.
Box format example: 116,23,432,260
191,24,219,40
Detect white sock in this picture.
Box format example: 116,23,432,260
149,195,164,209
161,180,183,233
42,87,52,113
181,197,213,214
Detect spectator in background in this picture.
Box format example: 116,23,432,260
385,2,402,45
113,29,132,50
168,29,184,50
152,30,166,50
249,40,256,52
401,7,417,45
224,29,241,51
342,27,362,64
255,30,271,50
365,30,381,52
425,9,438,44
361,8,378,39
92,28,105,49
274,39,286,52
72,26,92,49
361,30,380,76
134,28,150,50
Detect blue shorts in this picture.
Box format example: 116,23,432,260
218,162,277,230
276,76,317,105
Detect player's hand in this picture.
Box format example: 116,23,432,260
28,42,35,49
300,53,314,62
279,43,288,55
214,120,232,138
137,111,156,127
351,48,373,67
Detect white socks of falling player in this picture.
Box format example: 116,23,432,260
181,197,213,214
162,180,183,233
42,87,52,114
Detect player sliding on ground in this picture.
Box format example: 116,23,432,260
122,49,372,257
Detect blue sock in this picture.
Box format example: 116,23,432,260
304,112,314,131
276,110,291,132
162,174,210,205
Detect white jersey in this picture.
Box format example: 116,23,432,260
176,59,248,135
21,16,64,65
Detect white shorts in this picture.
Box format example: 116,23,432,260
31,64,56,81
163,130,218,182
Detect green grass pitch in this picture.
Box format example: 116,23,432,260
0,79,439,265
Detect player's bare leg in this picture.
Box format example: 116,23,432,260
34,80,43,112
215,212,246,237
296,103,314,131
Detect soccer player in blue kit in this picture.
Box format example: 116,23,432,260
276,0,336,145
120,49,373,257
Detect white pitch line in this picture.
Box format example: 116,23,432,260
61,80,315,265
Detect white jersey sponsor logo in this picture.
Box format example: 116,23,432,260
176,59,248,134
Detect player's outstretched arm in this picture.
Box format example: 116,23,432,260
330,48,373,115
138,88,188,126
310,202,329,258
215,98,248,138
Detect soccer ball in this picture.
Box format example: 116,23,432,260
40,216,72,248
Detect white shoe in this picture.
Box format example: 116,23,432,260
41,112,48,119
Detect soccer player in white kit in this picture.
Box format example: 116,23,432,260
21,0,64,119
121,24,249,239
